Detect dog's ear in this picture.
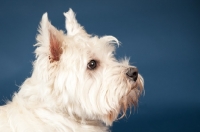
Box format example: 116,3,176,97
36,13,63,63
64,8,86,36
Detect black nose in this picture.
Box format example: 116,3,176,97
126,67,138,81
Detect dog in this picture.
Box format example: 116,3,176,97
0,9,144,132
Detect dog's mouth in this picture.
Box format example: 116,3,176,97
131,83,138,90
119,75,144,119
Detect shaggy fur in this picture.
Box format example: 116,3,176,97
0,9,144,132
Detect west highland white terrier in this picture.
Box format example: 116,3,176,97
0,9,144,132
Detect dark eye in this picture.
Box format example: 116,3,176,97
87,60,97,70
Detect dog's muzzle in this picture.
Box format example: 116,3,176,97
126,67,138,81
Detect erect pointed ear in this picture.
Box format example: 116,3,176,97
64,8,86,36
36,13,63,63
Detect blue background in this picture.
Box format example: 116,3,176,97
0,0,199,131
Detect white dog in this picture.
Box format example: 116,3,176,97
0,9,144,132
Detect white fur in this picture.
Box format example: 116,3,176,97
0,8,144,132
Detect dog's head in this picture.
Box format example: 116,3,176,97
33,9,144,125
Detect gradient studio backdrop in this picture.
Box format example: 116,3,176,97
0,1,199,132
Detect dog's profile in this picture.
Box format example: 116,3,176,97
0,9,144,132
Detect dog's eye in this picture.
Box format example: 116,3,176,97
87,60,97,70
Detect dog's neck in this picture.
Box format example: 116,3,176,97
11,95,108,132
11,77,109,132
